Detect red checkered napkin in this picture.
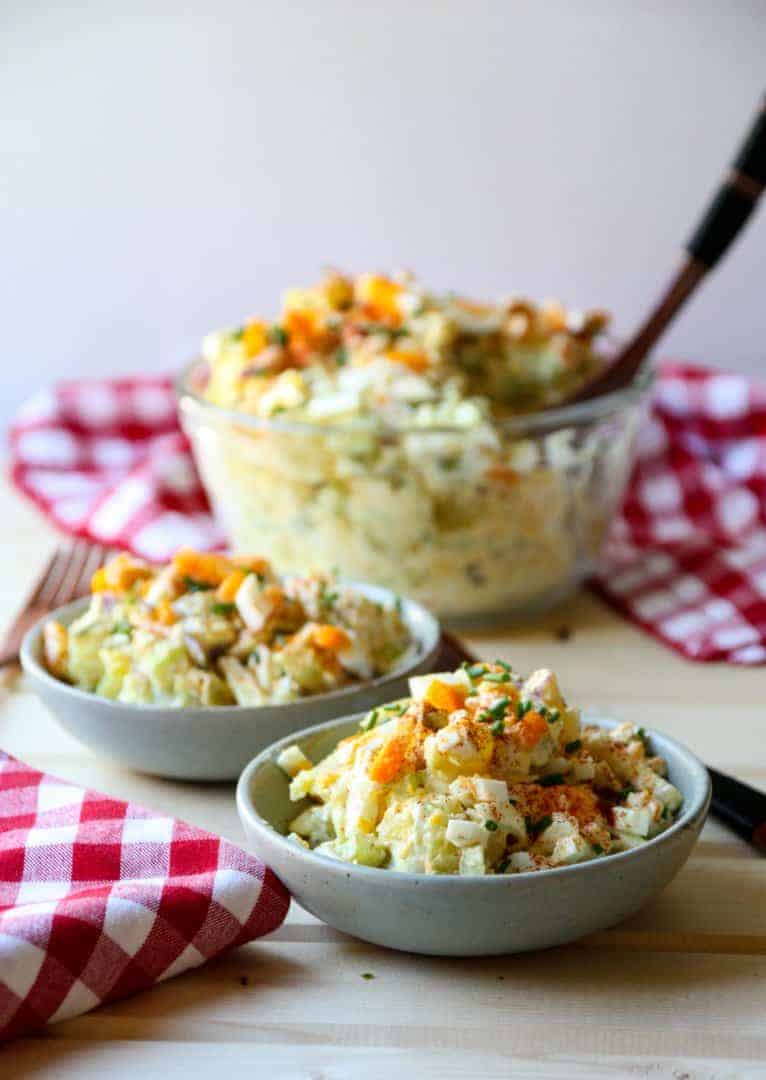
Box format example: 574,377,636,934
8,364,766,663
0,751,289,1041
596,362,766,664
9,377,224,560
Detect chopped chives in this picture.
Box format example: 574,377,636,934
360,709,378,732
483,672,510,683
494,660,511,672
268,324,289,346
496,858,510,873
484,820,498,832
212,602,236,616
466,663,486,679
488,696,511,721
516,699,532,718
532,814,553,833
183,575,213,592
538,774,564,787
491,718,505,736
565,739,582,753
592,843,604,854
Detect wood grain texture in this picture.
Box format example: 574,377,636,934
1,475,764,1078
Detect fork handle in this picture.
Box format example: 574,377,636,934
0,608,45,668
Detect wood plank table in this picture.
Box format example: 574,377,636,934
1,475,764,1078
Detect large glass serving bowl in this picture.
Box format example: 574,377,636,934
177,359,650,623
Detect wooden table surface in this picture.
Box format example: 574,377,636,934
1,476,765,1079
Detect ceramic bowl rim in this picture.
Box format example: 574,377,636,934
20,584,441,718
236,711,711,885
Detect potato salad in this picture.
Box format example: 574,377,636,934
202,270,609,424
280,662,682,874
185,271,631,621
42,551,410,707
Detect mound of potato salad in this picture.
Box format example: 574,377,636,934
202,270,610,423
279,662,683,874
188,271,622,621
42,550,410,707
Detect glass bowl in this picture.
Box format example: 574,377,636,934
177,358,650,623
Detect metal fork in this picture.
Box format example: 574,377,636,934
0,541,114,667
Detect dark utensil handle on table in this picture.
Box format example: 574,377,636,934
708,767,766,854
440,632,765,855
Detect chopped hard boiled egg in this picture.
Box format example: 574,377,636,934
282,661,683,875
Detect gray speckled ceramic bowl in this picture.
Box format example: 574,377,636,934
237,713,711,956
20,586,440,782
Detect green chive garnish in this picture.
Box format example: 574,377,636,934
484,820,498,832
483,671,511,683
491,718,505,735
593,843,604,854
183,575,213,592
467,663,486,679
488,696,510,721
495,660,511,672
360,709,378,732
336,345,348,366
565,739,582,753
212,602,235,616
496,858,510,873
547,708,561,723
516,699,532,718
268,324,288,346
538,774,564,787
532,814,553,833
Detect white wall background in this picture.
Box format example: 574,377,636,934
3,1,765,428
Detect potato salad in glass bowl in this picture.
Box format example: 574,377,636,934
178,271,649,621
278,661,682,875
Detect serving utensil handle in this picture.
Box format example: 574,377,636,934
571,92,765,403
686,92,766,268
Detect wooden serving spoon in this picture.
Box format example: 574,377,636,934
570,92,766,405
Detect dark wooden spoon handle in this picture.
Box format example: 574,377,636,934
573,93,766,404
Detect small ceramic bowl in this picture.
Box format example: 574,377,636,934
20,586,440,782
237,714,711,956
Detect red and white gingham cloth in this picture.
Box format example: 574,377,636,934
8,364,766,664
0,751,289,1041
